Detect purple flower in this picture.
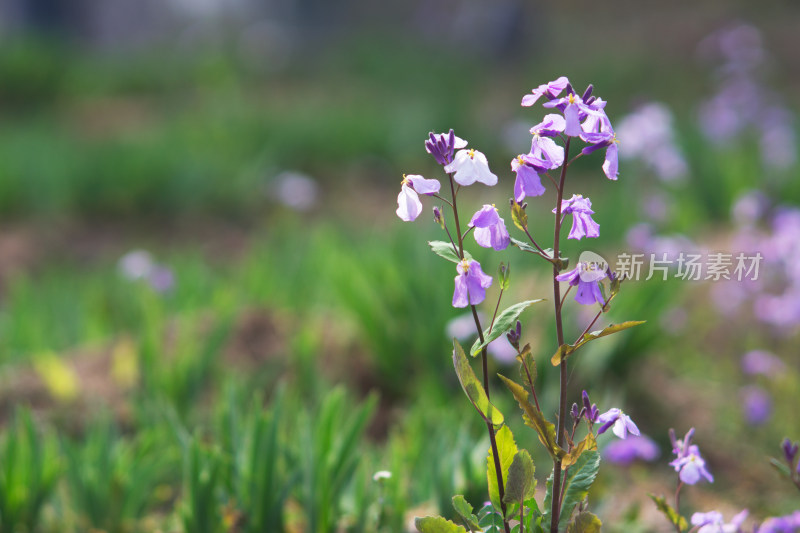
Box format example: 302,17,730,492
692,510,748,533
544,91,606,137
521,76,570,107
526,115,566,172
741,350,785,377
740,386,772,426
425,129,468,166
759,511,800,533
469,205,510,251
603,434,660,465
555,262,607,306
444,148,498,187
452,259,493,308
582,390,599,423
596,408,640,439
555,194,600,240
669,428,713,485
396,174,441,222
782,438,798,467
511,155,546,201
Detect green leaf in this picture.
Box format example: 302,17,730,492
428,241,473,264
503,450,536,504
511,201,528,231
471,300,545,356
648,494,688,532
415,516,469,533
561,433,598,469
453,340,504,428
488,426,518,514
498,262,511,291
558,450,601,528
517,345,536,389
477,504,504,533
567,512,603,533
551,321,646,366
769,457,792,479
510,238,540,255
452,496,481,532
498,374,564,460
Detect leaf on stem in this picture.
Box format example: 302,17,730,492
428,241,473,263
511,201,528,231
558,450,601,529
551,321,646,366
648,494,688,532
561,433,598,469
487,425,518,514
471,300,545,356
453,340,504,428
566,512,603,533
452,496,482,532
503,449,536,505
517,345,536,387
415,516,469,533
498,374,564,460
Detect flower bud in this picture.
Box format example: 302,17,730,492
433,206,444,228
582,84,594,101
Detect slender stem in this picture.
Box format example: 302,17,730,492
520,351,541,411
559,285,573,310
489,288,505,333
432,193,453,207
673,481,684,533
442,220,459,258
549,138,571,533
520,499,525,533
566,152,583,167
573,293,618,345
461,225,476,242
544,171,560,189
522,226,552,260
448,173,511,533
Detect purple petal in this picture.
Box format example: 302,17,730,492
396,185,422,221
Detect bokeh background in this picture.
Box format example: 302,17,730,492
0,0,798,531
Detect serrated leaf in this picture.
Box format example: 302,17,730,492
478,504,504,533
488,425,518,514
648,494,688,532
452,496,481,532
567,512,602,533
503,450,536,504
558,451,601,528
471,300,545,356
415,516,469,533
498,374,564,460
428,241,473,264
551,321,646,366
453,340,505,428
517,345,536,388
561,433,598,469
511,201,528,231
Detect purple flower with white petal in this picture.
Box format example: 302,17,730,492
452,259,493,308
444,148,498,187
669,431,713,485
521,76,570,107
511,155,546,201
544,90,606,137
692,510,748,533
603,434,660,465
469,205,510,251
554,194,600,240
396,174,441,222
425,129,468,166
596,408,640,439
555,262,607,306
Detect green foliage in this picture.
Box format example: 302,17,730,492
470,300,545,356
452,495,481,532
179,437,226,533
510,201,528,232
453,340,505,428
415,516,468,533
486,425,518,514
567,512,603,533
557,451,601,529
551,321,646,366
477,503,505,533
0,408,60,533
503,450,536,505
429,241,474,263
62,418,172,533
498,375,563,460
648,494,688,532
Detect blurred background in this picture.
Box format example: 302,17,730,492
0,0,798,531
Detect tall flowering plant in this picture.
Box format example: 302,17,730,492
396,77,645,533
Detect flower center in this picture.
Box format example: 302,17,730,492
468,149,476,159
568,93,576,104
460,259,470,272
401,173,410,185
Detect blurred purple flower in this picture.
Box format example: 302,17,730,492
669,428,713,485
118,250,154,281
452,259,493,308
487,337,518,364
272,171,319,211
616,102,687,182
758,511,800,533
740,385,772,426
603,434,660,465
732,190,769,227
741,350,785,377
691,510,748,533
148,266,175,293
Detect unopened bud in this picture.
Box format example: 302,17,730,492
582,84,594,101
433,206,444,228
